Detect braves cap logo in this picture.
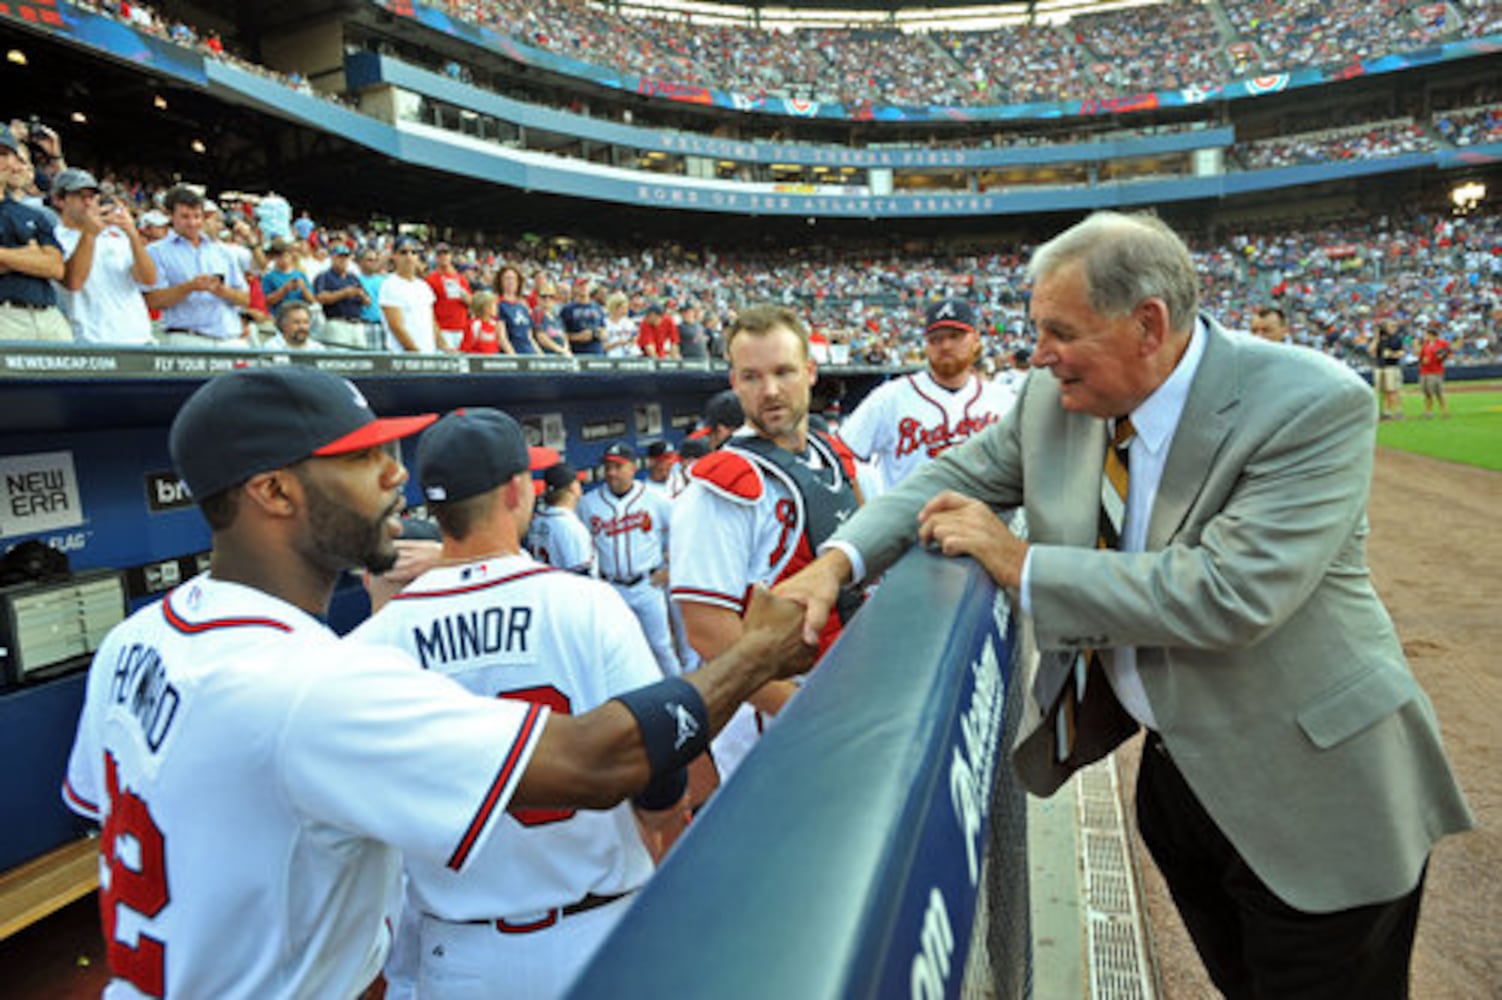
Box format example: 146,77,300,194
343,379,370,412
667,700,700,750
934,301,958,321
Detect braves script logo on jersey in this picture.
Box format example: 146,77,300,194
589,511,654,537
894,412,999,460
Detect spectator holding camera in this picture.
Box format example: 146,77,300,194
53,167,157,345
261,238,313,311
145,184,250,346
0,125,70,342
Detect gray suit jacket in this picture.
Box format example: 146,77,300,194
833,318,1473,912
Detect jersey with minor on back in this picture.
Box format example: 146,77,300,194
346,553,660,921
525,505,596,575
838,370,1017,494
62,574,545,1000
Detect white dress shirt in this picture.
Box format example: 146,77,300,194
1022,318,1209,729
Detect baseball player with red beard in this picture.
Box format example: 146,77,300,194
839,297,1017,495
61,367,811,1000
349,409,679,999
576,443,680,677
670,305,865,785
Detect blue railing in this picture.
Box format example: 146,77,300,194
570,548,1028,999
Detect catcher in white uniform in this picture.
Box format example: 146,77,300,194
576,442,680,677
61,367,812,999
838,297,1017,495
351,409,677,999
671,305,865,785
525,461,596,575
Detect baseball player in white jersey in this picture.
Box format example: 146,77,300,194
576,442,680,677
672,305,864,785
60,367,811,999
525,461,596,575
350,409,675,999
838,297,1017,496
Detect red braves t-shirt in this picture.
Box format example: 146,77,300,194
427,270,471,332
1418,338,1450,376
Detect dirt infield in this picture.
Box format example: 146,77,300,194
1123,447,1502,998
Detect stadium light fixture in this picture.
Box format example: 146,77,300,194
154,94,169,110
70,111,87,124
190,139,207,154
6,49,26,65
1450,181,1485,212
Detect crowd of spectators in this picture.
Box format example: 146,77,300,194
72,0,345,99
45,0,1502,117
1434,104,1502,147
1069,1,1226,97
1221,0,1430,73
415,0,1502,109
932,24,1093,106
1236,120,1434,169
7,111,1497,378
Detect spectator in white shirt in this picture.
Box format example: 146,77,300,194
53,167,157,345
378,234,439,352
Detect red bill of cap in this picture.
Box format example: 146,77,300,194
313,414,438,455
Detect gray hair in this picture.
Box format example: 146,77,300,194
275,300,312,329
1026,211,1199,333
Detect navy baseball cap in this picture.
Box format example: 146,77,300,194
680,437,711,460
418,408,556,503
602,442,637,465
925,298,977,335
542,461,579,492
170,367,437,500
705,389,744,428
645,440,676,460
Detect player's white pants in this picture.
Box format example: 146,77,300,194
383,880,423,1000
415,895,633,1000
711,705,765,786
613,579,680,677
668,595,701,673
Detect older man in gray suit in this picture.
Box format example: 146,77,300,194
784,211,1472,998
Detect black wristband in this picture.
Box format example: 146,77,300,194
613,677,709,779
633,767,688,811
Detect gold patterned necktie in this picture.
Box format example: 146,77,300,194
1056,416,1136,763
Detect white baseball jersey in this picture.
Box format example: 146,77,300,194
62,574,546,1000
838,370,1017,495
670,432,857,779
526,505,596,575
349,553,659,1000
578,480,680,676
575,481,672,584
347,552,658,920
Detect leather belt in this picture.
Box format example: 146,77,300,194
0,300,50,310
460,890,634,935
612,571,657,587
165,327,223,338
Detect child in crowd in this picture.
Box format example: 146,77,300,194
461,289,508,354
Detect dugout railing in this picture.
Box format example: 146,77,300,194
570,547,1031,1000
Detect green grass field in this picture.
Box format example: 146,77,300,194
1376,378,1502,472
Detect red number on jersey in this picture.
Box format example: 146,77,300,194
100,752,169,997
498,684,575,827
